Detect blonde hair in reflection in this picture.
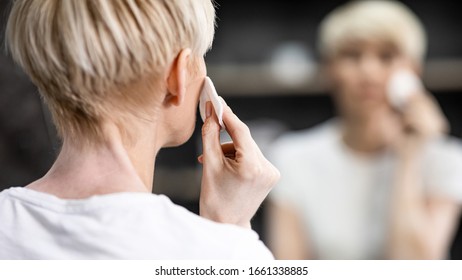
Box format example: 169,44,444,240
318,0,427,64
6,0,215,145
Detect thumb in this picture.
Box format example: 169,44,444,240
201,102,223,164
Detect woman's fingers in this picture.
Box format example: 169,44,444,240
401,93,449,138
201,102,223,166
198,142,235,164
222,105,255,152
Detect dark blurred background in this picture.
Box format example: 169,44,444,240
1,0,461,258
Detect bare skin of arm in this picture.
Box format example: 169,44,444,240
266,199,312,260
387,93,461,259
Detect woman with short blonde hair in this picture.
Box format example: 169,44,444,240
0,0,279,259
268,0,462,260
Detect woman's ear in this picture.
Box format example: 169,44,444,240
165,48,192,106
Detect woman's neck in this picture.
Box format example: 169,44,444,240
26,122,162,199
341,109,401,154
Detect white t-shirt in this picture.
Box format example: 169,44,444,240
269,119,462,260
0,187,273,259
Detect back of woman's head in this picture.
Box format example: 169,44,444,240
6,0,215,144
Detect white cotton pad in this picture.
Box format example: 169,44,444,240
387,69,423,109
199,76,224,128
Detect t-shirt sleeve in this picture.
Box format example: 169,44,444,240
226,228,274,259
423,137,462,202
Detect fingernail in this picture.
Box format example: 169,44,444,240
206,102,212,118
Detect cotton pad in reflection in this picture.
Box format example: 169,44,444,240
387,69,423,109
199,76,224,128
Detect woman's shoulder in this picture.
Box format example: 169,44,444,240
423,136,462,201
0,189,272,259
424,136,462,163
269,119,340,159
143,194,273,259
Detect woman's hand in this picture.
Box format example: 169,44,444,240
394,91,449,155
199,102,280,229
388,90,456,259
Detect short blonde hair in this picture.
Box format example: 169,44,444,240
6,0,215,144
318,0,427,64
